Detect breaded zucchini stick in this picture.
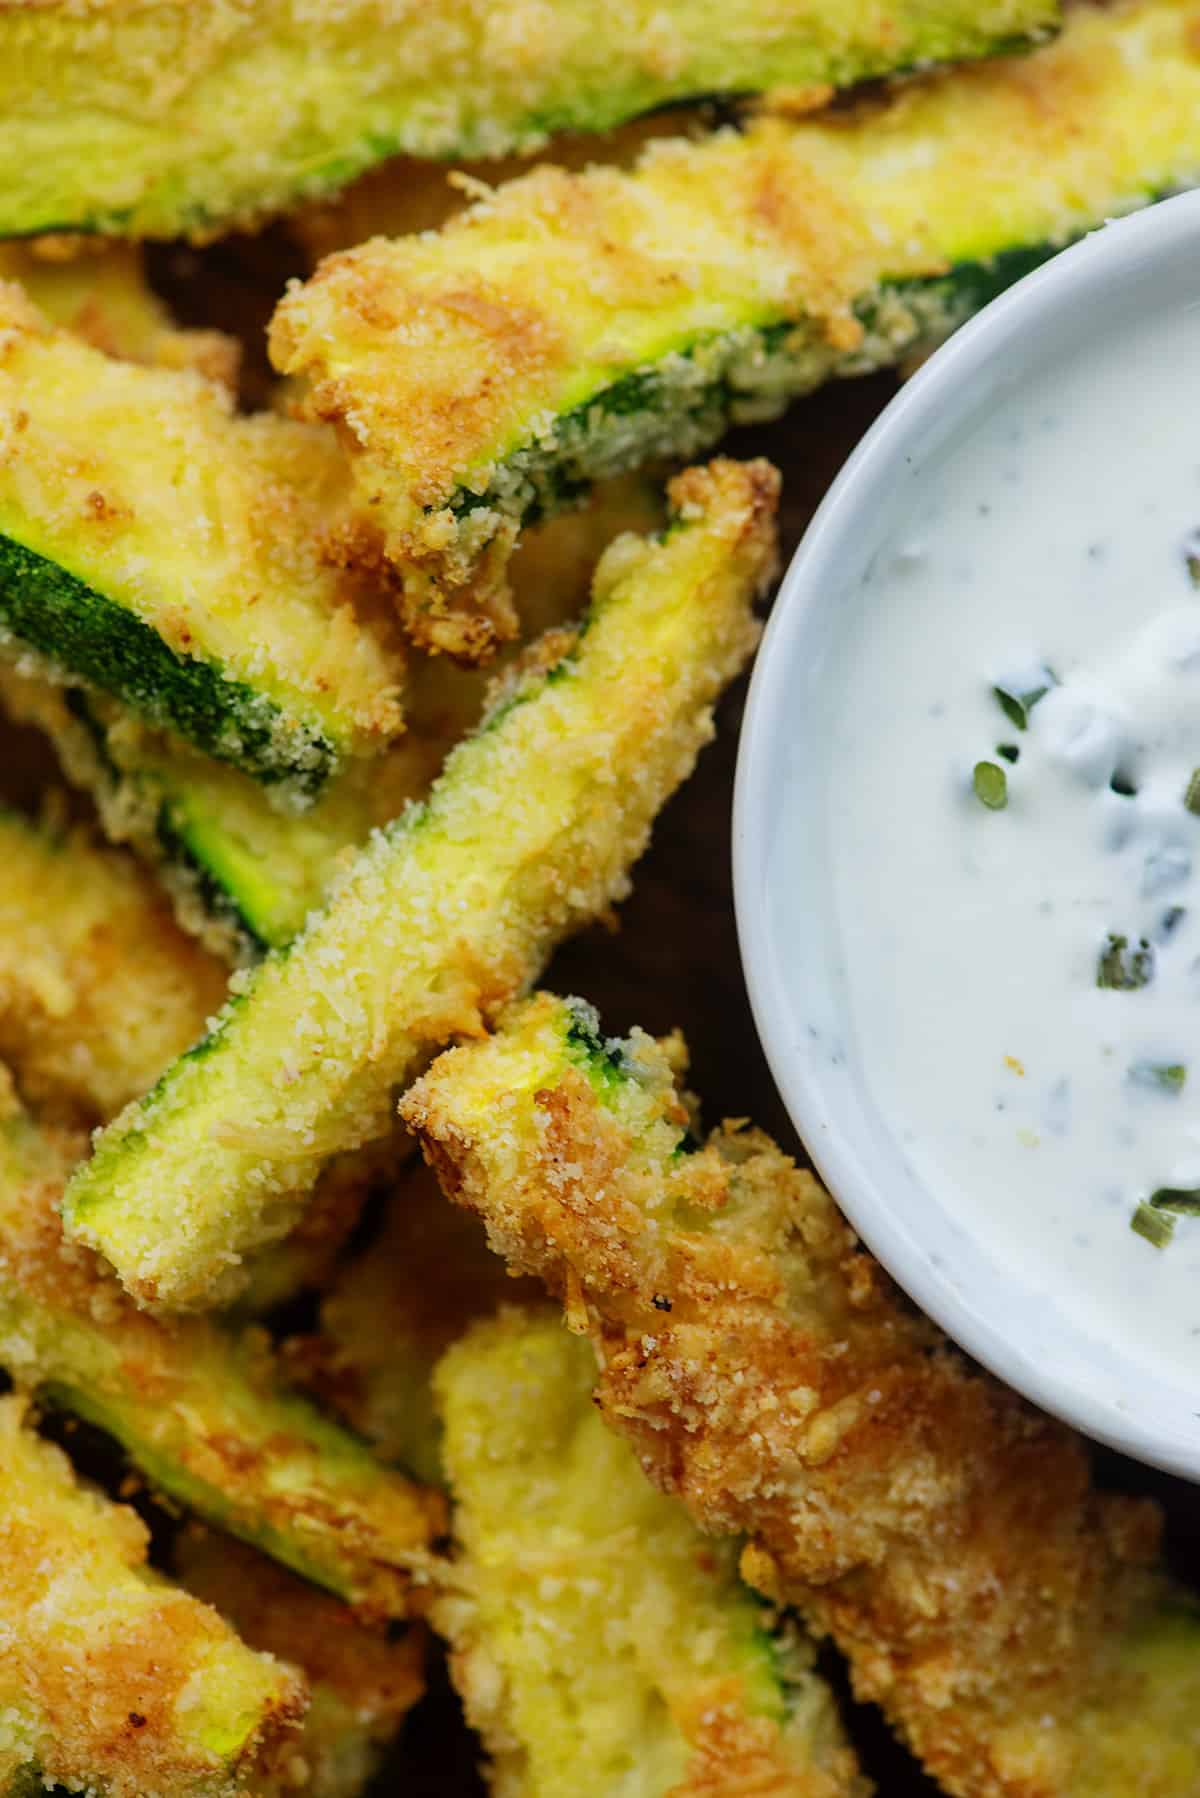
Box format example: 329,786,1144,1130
435,1306,864,1798
0,808,226,1126
0,1102,442,1617
62,458,776,1310
0,0,1058,241
175,1530,426,1798
0,284,403,792
0,242,239,388
0,478,662,954
0,804,378,1304
0,1394,304,1798
288,1161,535,1486
273,0,1200,654
403,993,1200,1798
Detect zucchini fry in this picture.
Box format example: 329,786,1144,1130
0,808,226,1126
0,477,662,954
0,1394,304,1798
175,1530,426,1798
62,457,775,1310
402,993,1200,1798
434,1306,864,1798
0,284,403,792
0,1103,442,1617
288,1161,536,1486
0,0,1058,242
273,0,1200,654
0,804,376,1304
0,242,239,388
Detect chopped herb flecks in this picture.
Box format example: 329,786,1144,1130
1131,1201,1176,1249
973,761,1008,810
1109,768,1138,798
991,668,1057,732
1148,1186,1200,1216
1129,1061,1187,1095
1097,933,1155,990
997,743,1020,765
1182,528,1200,588
1156,906,1188,942
1184,770,1200,815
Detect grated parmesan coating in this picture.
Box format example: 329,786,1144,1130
433,1305,864,1798
272,0,1200,649
0,282,405,782
0,1102,443,1618
403,992,1200,1798
176,1528,426,1798
62,457,776,1311
0,1393,305,1798
0,0,1056,240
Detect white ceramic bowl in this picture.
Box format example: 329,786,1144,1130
734,191,1200,1481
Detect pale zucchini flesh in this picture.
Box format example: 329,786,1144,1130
61,458,775,1310
0,286,403,792
0,1106,441,1617
272,0,1200,638
0,0,1058,241
435,1306,863,1797
0,1392,304,1798
402,992,1197,1798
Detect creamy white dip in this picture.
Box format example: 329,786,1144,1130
828,299,1200,1382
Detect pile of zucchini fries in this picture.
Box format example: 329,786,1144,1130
2,3,1200,1793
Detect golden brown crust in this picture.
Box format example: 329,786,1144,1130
0,1109,445,1620
176,1528,425,1721
405,997,1166,1798
0,811,227,1127
0,1395,307,1798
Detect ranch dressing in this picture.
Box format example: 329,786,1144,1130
828,299,1200,1383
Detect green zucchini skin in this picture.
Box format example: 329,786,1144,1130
0,0,1059,240
432,1306,859,1793
472,248,1064,535
60,458,774,1311
271,0,1200,638
0,534,336,794
0,1111,439,1617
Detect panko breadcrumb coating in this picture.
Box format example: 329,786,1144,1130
0,0,1057,240
0,475,662,956
0,1393,305,1798
63,459,776,1311
0,807,226,1126
0,281,405,788
176,1529,426,1798
271,0,1200,653
0,1099,443,1618
434,1305,865,1798
403,992,1200,1798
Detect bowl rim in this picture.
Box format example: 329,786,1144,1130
733,190,1200,1482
